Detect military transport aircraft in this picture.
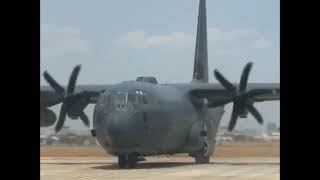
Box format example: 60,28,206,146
40,0,280,168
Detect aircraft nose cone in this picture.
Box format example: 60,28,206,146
104,110,143,147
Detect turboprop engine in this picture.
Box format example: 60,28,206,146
40,108,57,127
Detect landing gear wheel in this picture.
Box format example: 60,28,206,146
118,154,138,169
118,155,126,168
194,142,210,164
195,153,209,164
194,151,210,164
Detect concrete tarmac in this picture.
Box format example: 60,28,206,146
41,157,279,180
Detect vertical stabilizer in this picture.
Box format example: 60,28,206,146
192,0,208,83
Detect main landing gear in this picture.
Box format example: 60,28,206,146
193,141,210,164
118,154,137,168
118,154,146,169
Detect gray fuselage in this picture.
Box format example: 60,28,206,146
93,81,224,156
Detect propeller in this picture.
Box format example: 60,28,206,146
214,62,271,131
43,65,97,133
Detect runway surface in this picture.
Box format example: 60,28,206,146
41,157,279,180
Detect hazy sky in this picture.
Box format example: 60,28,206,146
40,0,280,134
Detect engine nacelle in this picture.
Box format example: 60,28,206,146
136,76,158,84
40,108,57,127
239,100,254,118
239,109,249,118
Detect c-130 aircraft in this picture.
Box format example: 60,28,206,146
40,0,280,168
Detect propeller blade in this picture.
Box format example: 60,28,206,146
214,70,237,92
214,62,266,131
239,62,253,93
67,65,81,94
79,111,90,127
55,103,68,132
228,104,239,131
43,65,95,132
246,104,263,124
43,71,65,94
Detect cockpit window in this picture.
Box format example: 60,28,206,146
127,92,138,104
109,91,126,104
103,90,149,105
141,92,148,104
136,90,148,104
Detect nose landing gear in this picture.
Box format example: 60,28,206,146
118,154,136,168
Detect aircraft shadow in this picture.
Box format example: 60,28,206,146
41,162,193,169
92,162,196,170
41,161,279,170
213,162,280,166
91,161,279,170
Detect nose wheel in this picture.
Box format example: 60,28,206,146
118,154,138,169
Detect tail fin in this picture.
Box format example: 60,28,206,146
192,0,208,83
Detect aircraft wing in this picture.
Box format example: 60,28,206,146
40,65,118,130
189,83,280,107
188,82,279,131
40,85,112,108
40,65,116,109
40,84,113,129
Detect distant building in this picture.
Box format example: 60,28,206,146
270,132,280,140
267,122,277,135
216,136,233,142
216,126,234,142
